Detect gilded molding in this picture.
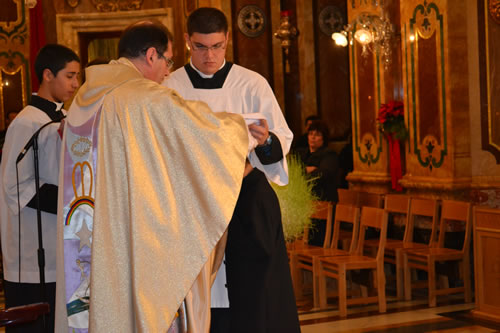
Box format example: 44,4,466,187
346,171,391,184
490,0,500,24
56,8,173,56
0,0,25,37
67,0,80,8
91,0,143,12
399,176,472,190
408,2,447,171
0,52,28,128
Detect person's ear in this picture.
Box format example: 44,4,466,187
42,68,54,82
184,33,190,43
144,47,157,66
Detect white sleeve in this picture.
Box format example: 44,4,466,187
1,115,59,214
248,78,293,186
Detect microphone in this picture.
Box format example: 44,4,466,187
16,114,66,164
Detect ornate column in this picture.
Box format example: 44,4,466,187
346,0,402,193
399,0,473,199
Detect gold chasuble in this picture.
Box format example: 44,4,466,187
55,58,248,332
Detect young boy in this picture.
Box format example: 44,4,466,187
0,44,80,332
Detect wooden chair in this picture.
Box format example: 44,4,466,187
364,194,411,300
337,190,383,250
394,197,440,300
287,201,334,254
0,303,50,327
403,200,472,307
357,191,384,208
289,204,360,301
337,188,359,206
314,206,389,317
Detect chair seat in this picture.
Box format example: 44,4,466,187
405,247,463,259
319,255,378,269
0,303,50,327
400,242,428,250
296,248,349,259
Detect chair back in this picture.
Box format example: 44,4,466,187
355,207,388,260
309,201,334,248
408,198,439,244
384,194,411,241
337,189,359,206
330,204,360,253
435,200,472,252
358,191,384,208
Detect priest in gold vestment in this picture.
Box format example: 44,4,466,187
55,21,248,332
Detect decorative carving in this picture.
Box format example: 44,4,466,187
490,0,500,24
25,0,37,8
0,0,26,37
318,5,343,36
67,0,80,8
237,5,266,38
90,0,143,12
56,9,173,57
409,2,447,170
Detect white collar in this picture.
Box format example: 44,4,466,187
189,59,226,78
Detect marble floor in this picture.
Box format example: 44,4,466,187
298,295,500,332
1,290,499,332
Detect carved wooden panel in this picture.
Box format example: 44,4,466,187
0,0,29,130
313,0,351,139
479,0,500,163
349,3,386,170
231,0,273,84
352,43,382,166
407,1,447,171
0,61,26,127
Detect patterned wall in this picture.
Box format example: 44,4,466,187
347,0,402,193
0,0,30,130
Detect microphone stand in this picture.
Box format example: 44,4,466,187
16,115,63,332
32,135,47,333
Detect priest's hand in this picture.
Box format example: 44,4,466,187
249,119,270,146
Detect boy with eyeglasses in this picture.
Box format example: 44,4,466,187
163,7,299,333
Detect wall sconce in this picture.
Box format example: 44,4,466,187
332,10,394,68
274,10,298,74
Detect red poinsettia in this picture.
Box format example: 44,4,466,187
377,100,407,140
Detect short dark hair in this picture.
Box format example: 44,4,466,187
34,44,80,83
308,120,330,146
118,20,171,59
187,7,228,35
305,115,320,126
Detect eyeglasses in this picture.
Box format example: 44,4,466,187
159,54,174,69
189,39,227,53
141,48,174,69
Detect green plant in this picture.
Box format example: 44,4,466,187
271,154,318,242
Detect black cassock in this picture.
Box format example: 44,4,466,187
225,168,301,333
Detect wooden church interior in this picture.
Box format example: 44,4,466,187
1,0,500,331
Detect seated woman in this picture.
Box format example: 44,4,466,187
296,120,340,245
